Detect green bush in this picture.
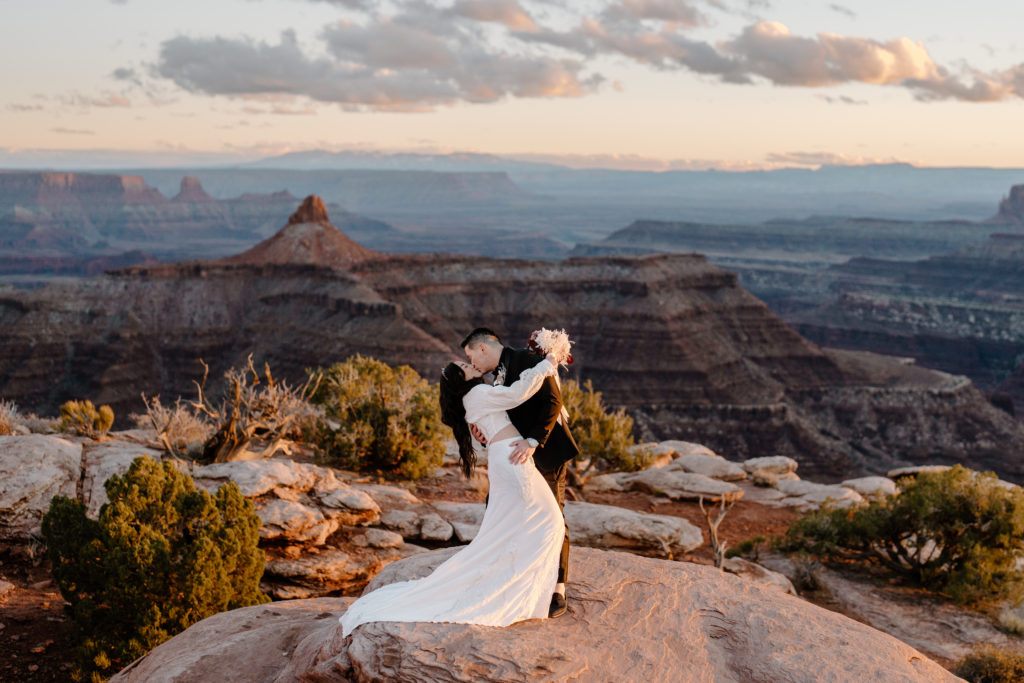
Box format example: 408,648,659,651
955,646,1024,682
59,399,114,438
561,379,647,482
42,456,268,680
310,355,445,480
777,465,1024,606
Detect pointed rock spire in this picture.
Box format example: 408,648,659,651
173,176,214,202
219,195,376,267
287,195,331,226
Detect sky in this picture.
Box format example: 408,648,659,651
1,0,1023,170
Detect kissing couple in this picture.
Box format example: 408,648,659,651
340,326,580,636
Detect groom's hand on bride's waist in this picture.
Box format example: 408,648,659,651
508,438,538,465
470,424,487,445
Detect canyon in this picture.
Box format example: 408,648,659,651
572,184,1024,413
1,196,1021,483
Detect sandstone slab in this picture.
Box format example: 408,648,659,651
762,556,1014,663
350,483,421,510
722,557,797,595
620,469,741,501
657,440,718,458
667,453,746,481
112,549,959,683
111,597,354,683
338,547,957,682
80,441,162,518
564,501,702,555
256,499,338,545
841,476,898,500
0,435,82,540
777,480,865,508
431,501,486,542
742,455,798,475
362,528,403,549
191,458,318,498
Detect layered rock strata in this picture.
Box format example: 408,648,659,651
2,197,1023,481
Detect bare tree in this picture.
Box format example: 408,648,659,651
188,355,321,462
699,492,741,570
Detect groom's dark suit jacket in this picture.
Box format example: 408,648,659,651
499,346,580,471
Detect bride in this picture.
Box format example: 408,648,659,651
339,350,565,636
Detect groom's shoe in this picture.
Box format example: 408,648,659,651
548,593,567,618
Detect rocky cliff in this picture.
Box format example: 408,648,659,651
0,172,394,273
1,197,1022,481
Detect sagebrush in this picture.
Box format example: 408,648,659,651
59,400,114,438
561,379,646,484
42,456,267,680
310,355,445,480
777,465,1024,606
955,646,1024,682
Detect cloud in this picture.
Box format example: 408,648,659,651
156,25,599,110
720,21,941,87
819,94,866,105
828,3,855,19
58,92,132,108
51,127,96,135
148,3,1024,108
7,103,44,112
764,151,908,167
451,0,538,31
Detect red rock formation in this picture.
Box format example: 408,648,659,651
219,195,377,267
172,176,215,203
2,197,1023,482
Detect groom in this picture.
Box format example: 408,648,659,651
461,327,580,618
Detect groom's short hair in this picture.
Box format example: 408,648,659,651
461,327,502,349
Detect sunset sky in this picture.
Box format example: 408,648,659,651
2,0,1022,170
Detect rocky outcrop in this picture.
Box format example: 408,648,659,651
0,435,82,540
218,196,377,267
114,547,957,682
3,198,1024,482
0,171,395,269
989,184,1024,225
171,176,214,203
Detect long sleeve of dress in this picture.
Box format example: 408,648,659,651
464,359,556,423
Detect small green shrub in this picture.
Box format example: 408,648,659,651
310,355,445,480
955,646,1024,682
561,379,645,482
42,456,268,680
59,399,114,438
777,465,1024,606
725,534,767,560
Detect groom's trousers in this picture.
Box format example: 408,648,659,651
538,462,569,584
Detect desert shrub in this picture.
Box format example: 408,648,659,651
998,607,1024,636
133,395,214,458
42,456,267,680
955,646,1024,682
190,356,323,462
725,534,767,560
59,399,114,438
0,398,18,435
310,355,445,480
561,379,646,483
777,466,1024,606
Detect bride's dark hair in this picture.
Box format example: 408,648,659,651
439,362,484,478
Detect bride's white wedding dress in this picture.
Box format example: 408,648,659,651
339,359,565,637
